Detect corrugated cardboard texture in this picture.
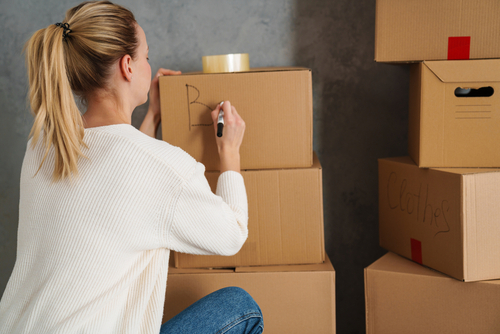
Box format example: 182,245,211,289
174,153,325,268
375,0,500,62
159,67,313,171
462,172,500,282
365,252,500,334
379,157,500,281
379,157,463,279
164,255,336,334
409,59,500,167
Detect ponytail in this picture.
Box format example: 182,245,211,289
23,1,138,182
24,24,87,182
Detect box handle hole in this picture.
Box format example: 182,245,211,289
454,86,494,97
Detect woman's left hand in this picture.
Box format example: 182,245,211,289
148,68,182,116
140,68,181,138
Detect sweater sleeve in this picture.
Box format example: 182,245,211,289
165,163,248,256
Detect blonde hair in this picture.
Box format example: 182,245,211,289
24,1,138,181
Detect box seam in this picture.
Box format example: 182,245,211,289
277,172,284,263
318,165,325,260
364,268,371,333
461,175,467,281
418,63,424,165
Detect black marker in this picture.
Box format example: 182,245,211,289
217,101,224,137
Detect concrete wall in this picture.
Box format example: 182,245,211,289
0,0,409,332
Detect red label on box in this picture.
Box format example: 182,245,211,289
448,36,471,60
410,238,422,264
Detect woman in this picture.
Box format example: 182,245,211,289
0,1,263,333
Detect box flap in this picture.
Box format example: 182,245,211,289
378,156,415,166
170,251,233,273
423,59,500,83
367,252,444,278
311,151,321,169
168,266,234,274
380,156,500,175
168,254,334,274
434,167,500,175
179,66,311,76
235,253,333,273
367,253,500,285
169,253,234,274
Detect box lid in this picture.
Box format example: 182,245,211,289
169,253,333,274
368,252,444,278
380,156,500,175
424,59,500,83
235,254,333,273
179,66,311,76
367,252,500,285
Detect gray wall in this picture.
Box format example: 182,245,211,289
0,0,408,332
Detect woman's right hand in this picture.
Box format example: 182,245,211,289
211,101,245,173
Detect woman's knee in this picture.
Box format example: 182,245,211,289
214,286,261,313
214,287,263,334
161,286,263,334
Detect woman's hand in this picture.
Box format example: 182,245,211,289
211,101,246,173
140,68,181,138
148,68,181,116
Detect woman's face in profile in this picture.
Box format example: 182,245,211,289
132,24,152,106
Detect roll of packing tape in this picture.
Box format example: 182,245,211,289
202,53,250,73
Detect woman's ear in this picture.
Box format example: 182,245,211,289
119,54,133,82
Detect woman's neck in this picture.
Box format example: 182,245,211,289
83,93,133,129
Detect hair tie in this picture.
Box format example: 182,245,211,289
55,22,72,41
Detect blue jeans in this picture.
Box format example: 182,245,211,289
160,287,264,334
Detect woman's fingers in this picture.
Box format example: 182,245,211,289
153,68,181,82
150,68,181,93
156,68,182,77
211,103,222,129
211,101,245,142
211,100,233,126
222,101,237,126
221,100,233,120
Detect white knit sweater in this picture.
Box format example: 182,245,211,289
0,124,248,334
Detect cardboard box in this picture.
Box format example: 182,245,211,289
365,252,500,334
409,59,500,167
159,67,313,171
164,255,336,334
375,0,500,62
378,157,500,282
174,153,325,268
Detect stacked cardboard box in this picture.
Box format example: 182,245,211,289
159,68,335,333
164,255,335,333
368,1,500,332
365,252,500,334
374,0,500,62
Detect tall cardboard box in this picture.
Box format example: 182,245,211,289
365,252,500,334
174,153,325,268
378,157,500,282
408,59,500,167
375,0,500,62
164,255,336,334
159,67,313,171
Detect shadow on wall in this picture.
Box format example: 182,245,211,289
293,0,409,333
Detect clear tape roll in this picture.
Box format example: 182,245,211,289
202,53,250,73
